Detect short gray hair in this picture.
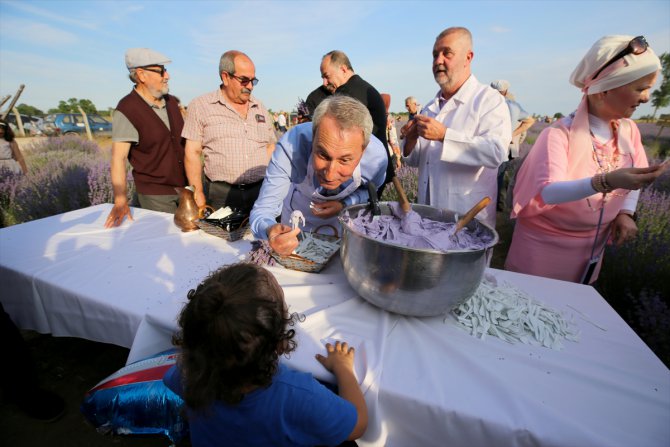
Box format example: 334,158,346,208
218,50,246,78
312,95,373,147
436,26,473,49
405,96,417,104
128,69,139,84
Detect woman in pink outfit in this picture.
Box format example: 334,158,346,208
505,35,668,284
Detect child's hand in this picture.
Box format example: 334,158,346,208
315,340,355,375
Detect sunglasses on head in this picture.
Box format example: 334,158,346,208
228,73,259,86
591,36,648,81
140,65,167,76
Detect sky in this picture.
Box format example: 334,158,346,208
1,0,669,118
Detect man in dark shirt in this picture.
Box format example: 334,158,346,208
305,85,331,119
319,51,394,189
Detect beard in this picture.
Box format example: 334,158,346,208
149,83,169,99
433,64,453,89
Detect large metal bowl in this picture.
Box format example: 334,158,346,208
338,203,498,317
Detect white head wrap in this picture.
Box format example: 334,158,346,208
569,35,661,94
564,36,660,185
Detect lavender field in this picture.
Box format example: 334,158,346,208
1,123,669,366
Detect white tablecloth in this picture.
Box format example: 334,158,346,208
1,204,668,447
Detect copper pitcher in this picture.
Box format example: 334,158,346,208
174,186,214,232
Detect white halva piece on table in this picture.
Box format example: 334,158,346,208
450,278,580,350
293,233,339,264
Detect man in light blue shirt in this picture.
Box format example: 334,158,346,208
250,95,387,255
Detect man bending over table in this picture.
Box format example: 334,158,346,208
250,95,388,256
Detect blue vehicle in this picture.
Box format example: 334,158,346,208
42,113,112,136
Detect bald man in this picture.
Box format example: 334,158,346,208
402,27,511,227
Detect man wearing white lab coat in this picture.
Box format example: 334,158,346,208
402,27,511,227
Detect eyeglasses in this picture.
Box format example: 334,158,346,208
140,65,167,77
228,73,259,86
591,36,648,80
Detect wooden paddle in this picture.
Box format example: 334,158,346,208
453,197,491,235
392,176,411,214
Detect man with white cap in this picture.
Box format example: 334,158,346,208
490,79,536,210
402,27,511,228
104,48,187,228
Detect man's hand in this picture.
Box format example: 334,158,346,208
310,200,343,219
267,223,301,255
413,115,447,141
105,201,133,228
193,189,207,208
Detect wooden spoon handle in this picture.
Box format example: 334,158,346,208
454,197,491,234
392,176,411,214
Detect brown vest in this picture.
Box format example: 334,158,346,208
116,90,186,195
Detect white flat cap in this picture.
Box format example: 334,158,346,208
490,80,510,93
125,48,171,70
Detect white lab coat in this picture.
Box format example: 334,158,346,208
403,75,511,227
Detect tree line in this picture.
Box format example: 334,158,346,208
14,98,112,117
10,52,670,120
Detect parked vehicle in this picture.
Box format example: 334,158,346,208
4,113,44,135
41,113,112,136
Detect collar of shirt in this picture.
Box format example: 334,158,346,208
212,85,259,111
432,74,477,112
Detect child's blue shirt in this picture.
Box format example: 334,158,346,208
164,363,357,446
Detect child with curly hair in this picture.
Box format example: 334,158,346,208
164,263,367,446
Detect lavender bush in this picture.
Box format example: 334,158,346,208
598,150,670,366
0,136,134,227
380,165,419,203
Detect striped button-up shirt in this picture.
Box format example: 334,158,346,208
182,88,276,184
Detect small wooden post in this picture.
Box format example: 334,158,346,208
77,105,93,141
12,107,26,137
0,84,25,120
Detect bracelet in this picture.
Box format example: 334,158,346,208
591,173,613,194
601,173,614,192
591,173,606,193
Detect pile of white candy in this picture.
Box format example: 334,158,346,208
294,233,340,264
451,277,580,350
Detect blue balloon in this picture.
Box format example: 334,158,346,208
81,348,188,443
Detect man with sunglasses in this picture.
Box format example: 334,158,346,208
182,50,276,214
105,48,187,228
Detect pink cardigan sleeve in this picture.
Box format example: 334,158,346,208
511,124,570,218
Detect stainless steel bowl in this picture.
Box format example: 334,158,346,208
338,203,499,317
